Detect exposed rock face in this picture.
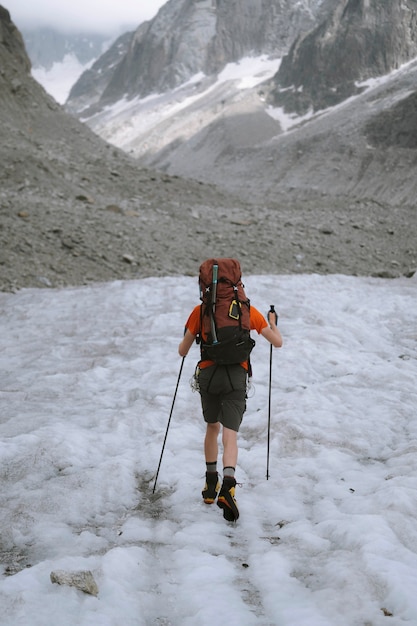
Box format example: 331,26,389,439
269,0,417,114
365,90,417,150
66,0,334,114
0,5,31,73
66,30,133,115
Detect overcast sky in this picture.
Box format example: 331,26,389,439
7,0,167,35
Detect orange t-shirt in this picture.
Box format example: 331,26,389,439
185,304,267,369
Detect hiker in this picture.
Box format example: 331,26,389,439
178,258,282,522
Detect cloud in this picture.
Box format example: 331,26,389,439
7,0,167,34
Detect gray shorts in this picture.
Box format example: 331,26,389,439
198,364,247,432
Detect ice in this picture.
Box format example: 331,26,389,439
0,273,417,625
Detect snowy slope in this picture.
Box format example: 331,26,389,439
1,273,417,625
82,56,283,158
32,55,94,104
81,54,417,208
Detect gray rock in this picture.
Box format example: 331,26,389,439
269,0,417,114
66,31,133,115
50,570,99,596
66,0,334,113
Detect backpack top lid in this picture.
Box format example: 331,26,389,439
199,258,242,299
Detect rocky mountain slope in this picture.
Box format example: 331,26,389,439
1,2,416,293
65,30,133,114
143,53,417,204
65,0,416,283
270,0,417,114
0,6,249,292
66,0,335,115
74,2,417,199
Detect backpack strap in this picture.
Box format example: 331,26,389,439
197,303,208,362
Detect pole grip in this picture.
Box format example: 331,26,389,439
268,304,278,325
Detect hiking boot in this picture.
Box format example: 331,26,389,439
202,471,220,504
217,477,239,521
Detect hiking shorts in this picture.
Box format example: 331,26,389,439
198,364,247,432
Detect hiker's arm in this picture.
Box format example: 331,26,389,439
178,329,196,357
261,315,283,348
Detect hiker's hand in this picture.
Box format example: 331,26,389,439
261,320,283,347
178,329,196,357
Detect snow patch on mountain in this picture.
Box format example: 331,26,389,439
32,55,94,104
83,55,282,157
266,55,417,133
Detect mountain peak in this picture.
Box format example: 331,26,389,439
0,5,31,75
270,0,417,114
66,0,328,114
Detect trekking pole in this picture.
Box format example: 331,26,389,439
266,304,277,480
152,356,185,493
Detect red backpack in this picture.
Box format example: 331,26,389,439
198,258,255,365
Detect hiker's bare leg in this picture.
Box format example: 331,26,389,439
218,426,239,521
222,426,238,469
205,422,220,462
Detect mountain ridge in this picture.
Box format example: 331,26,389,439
0,5,253,292
65,0,417,211
66,0,334,114
1,3,416,292
270,0,417,114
